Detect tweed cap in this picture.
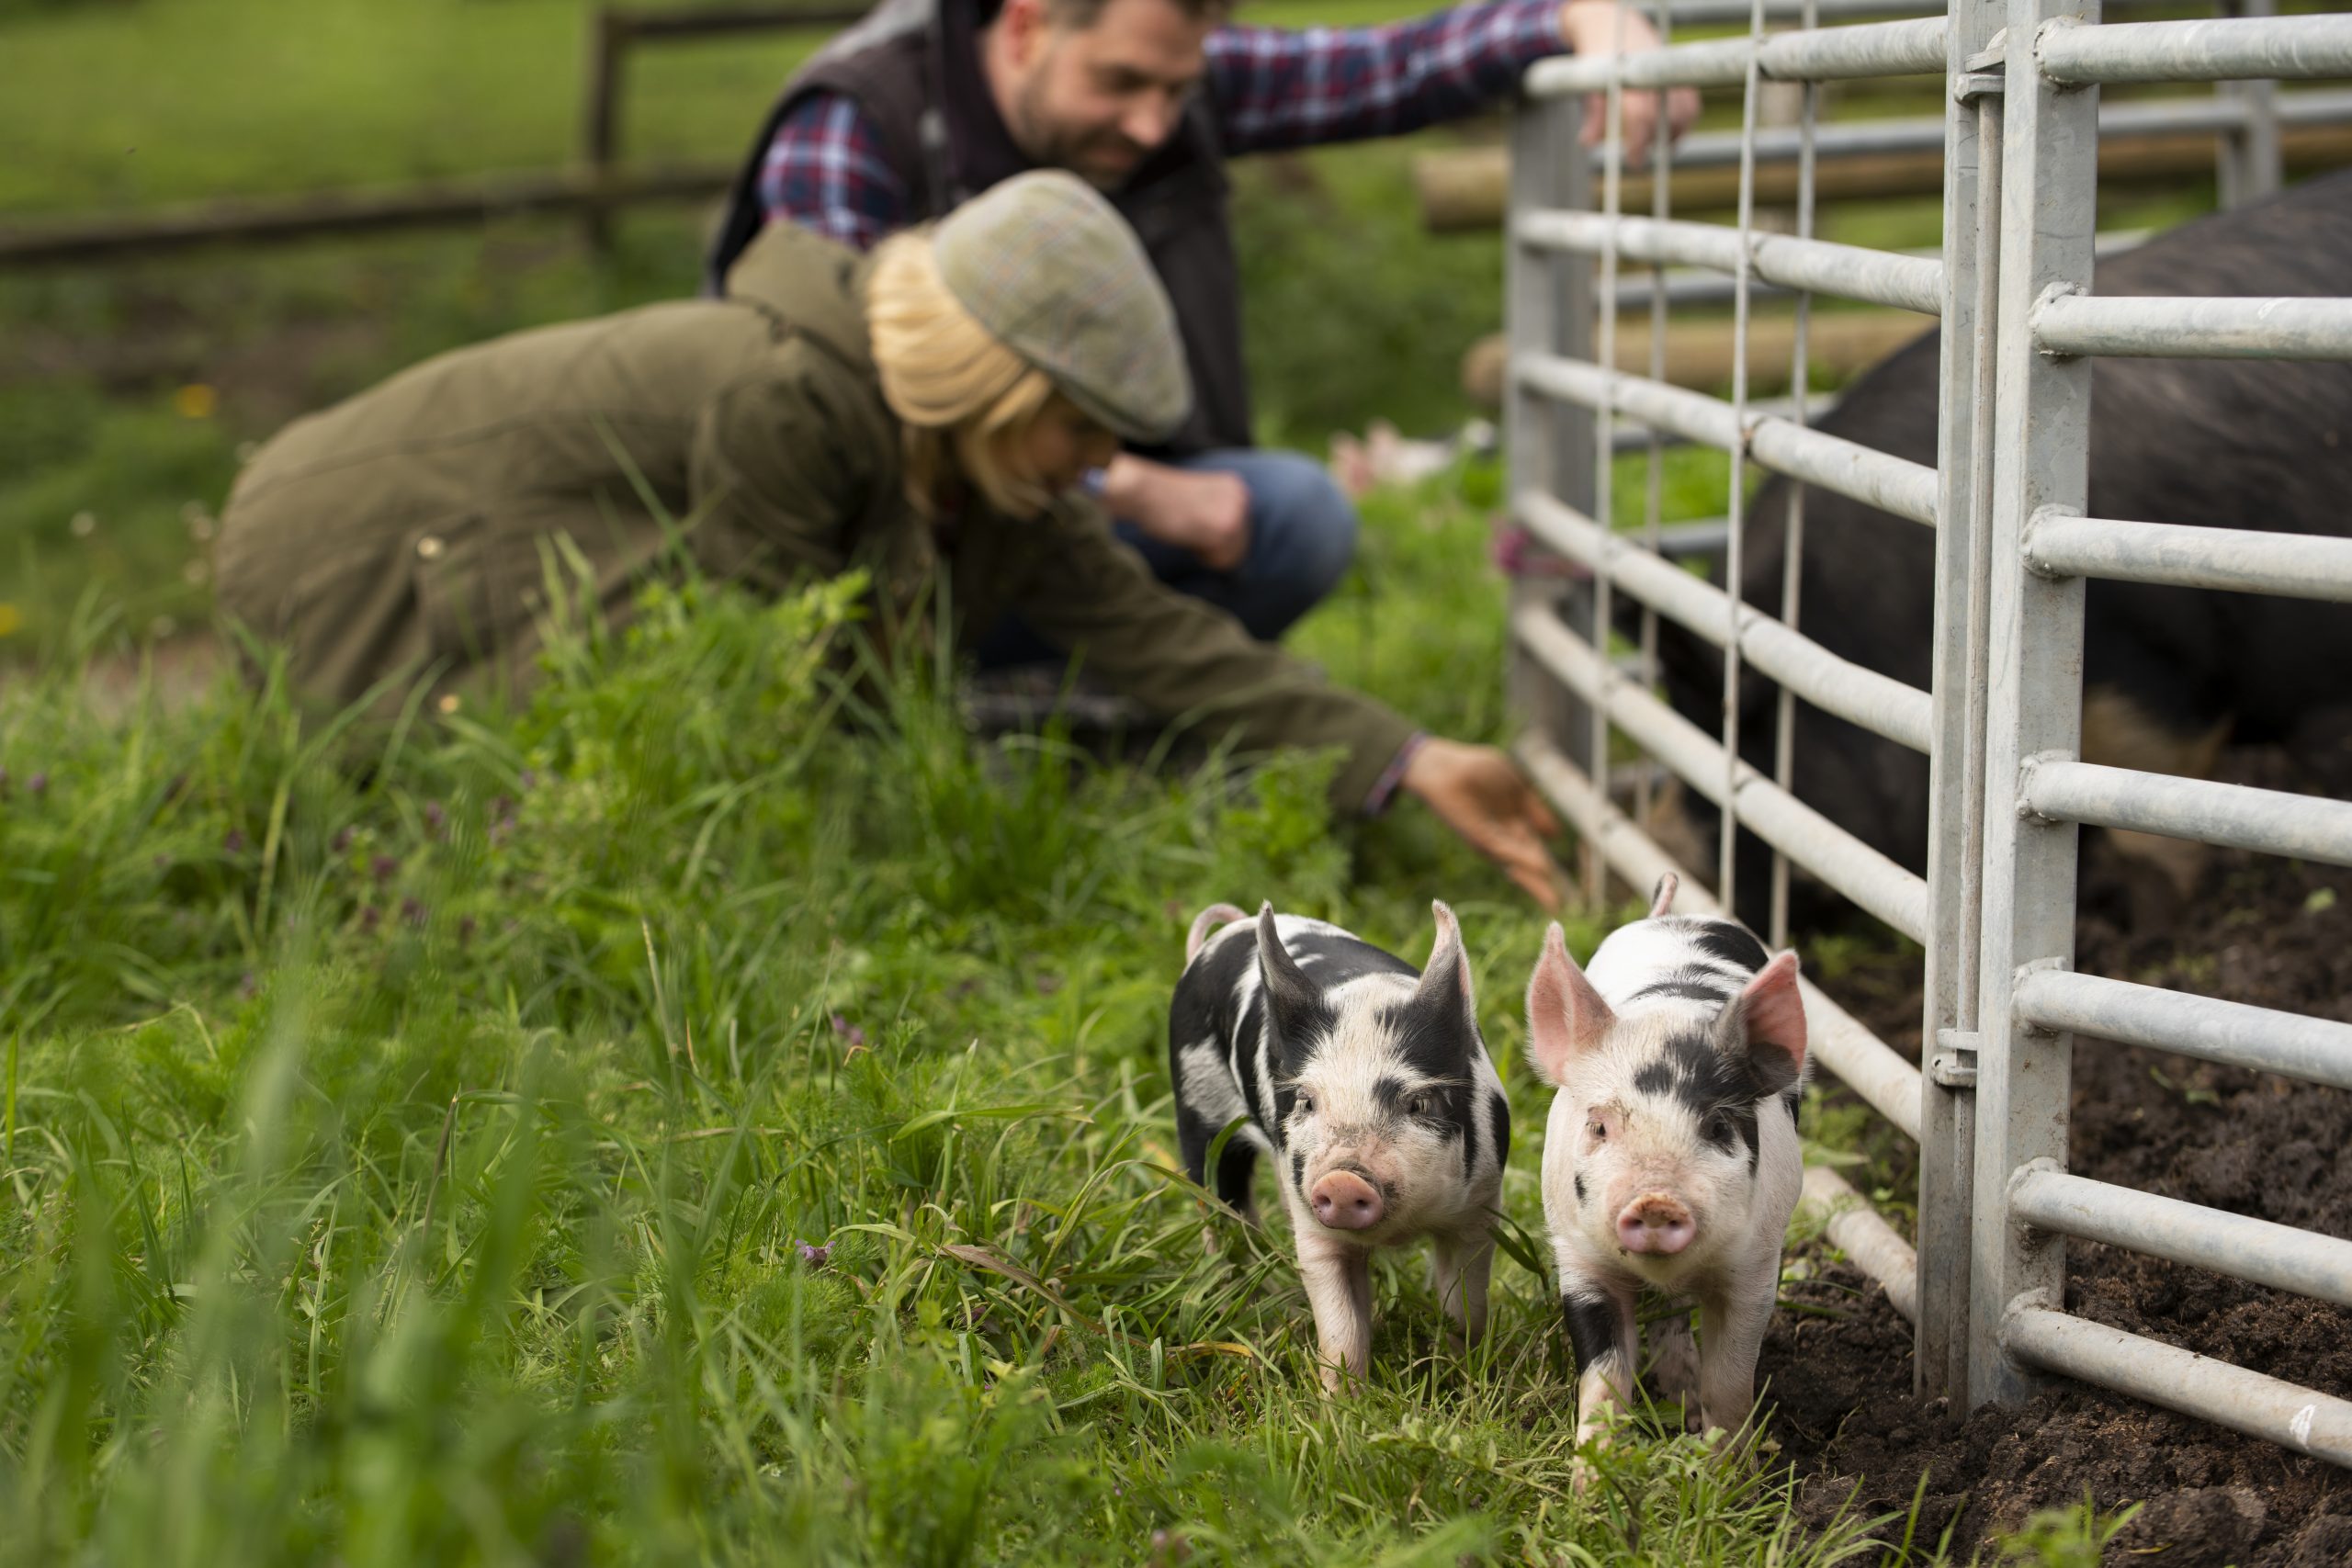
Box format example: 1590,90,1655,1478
932,171,1192,444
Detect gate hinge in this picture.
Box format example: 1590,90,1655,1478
1955,32,2007,102
1930,1029,1981,1089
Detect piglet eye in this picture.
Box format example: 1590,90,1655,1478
1296,1093,1315,1116
1588,1118,1607,1141
1407,1092,1430,1118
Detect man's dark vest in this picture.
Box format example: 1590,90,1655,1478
706,0,1250,458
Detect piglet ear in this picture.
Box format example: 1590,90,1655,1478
1525,922,1616,1087
1713,950,1808,1096
1256,903,1320,1041
1413,899,1478,1034
1647,873,1678,919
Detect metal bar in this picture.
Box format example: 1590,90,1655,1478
1754,227,1942,314
1516,353,1940,524
1916,0,2005,1405
1525,16,1945,95
1626,87,2352,172
1514,732,1927,1139
2039,14,2352,85
2220,0,2285,206
1763,15,1950,78
1721,0,1769,914
1771,0,1823,955
2024,513,2352,601
1564,0,2274,22
2011,1162,2352,1309
2034,292,2352,359
1608,389,1838,450
1517,491,1935,751
1504,101,1600,775
2014,969,2352,1092
1516,210,1943,314
1967,0,2098,1410
2019,759,2352,868
1747,414,1940,525
1634,0,1681,846
2004,1305,2352,1467
1589,19,1634,909
1802,1165,1920,1322
1513,603,1933,941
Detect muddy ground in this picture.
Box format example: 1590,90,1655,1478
1757,746,2352,1563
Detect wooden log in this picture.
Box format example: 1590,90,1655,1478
1460,309,1931,408
1419,122,2352,232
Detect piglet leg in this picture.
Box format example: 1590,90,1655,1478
1696,1277,1778,1444
1431,1226,1495,1348
1296,1231,1374,1393
1562,1277,1637,1482
1645,1307,1702,1432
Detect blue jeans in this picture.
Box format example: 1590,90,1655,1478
974,447,1360,670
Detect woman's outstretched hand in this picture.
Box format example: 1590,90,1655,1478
1401,739,1567,910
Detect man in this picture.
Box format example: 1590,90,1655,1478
707,0,1693,659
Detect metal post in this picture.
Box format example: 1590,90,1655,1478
1719,0,1770,914
1507,99,1599,777
1968,0,2100,1408
1915,0,2005,1404
1768,0,1821,954
1635,1,1680,843
1588,25,1632,908
2219,0,2284,204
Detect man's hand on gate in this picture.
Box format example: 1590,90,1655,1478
1102,455,1253,572
1558,0,1703,168
1402,739,1567,910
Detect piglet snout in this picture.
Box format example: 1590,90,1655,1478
1310,1170,1385,1231
1616,1192,1696,1255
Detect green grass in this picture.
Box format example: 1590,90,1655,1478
2,476,1969,1563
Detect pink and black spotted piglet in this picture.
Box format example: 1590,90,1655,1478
1170,901,1510,1391
1524,874,1810,1466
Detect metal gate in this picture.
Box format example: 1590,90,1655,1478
1500,0,2352,1463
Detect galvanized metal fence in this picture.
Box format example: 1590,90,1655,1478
1501,0,2352,1464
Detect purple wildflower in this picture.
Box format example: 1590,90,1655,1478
238,972,260,1001
370,854,399,885
830,1014,867,1048
359,906,381,934
223,827,248,854
517,769,538,791
796,1239,831,1268
332,826,356,854
26,772,46,798
400,896,426,927
424,800,446,835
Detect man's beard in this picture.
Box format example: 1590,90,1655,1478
1012,68,1147,189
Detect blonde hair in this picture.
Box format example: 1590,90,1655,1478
866,231,1063,518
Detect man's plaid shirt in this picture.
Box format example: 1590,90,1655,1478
758,0,1567,249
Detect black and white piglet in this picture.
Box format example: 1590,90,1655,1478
1524,874,1808,1458
1170,901,1510,1389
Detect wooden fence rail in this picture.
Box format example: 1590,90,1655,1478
0,5,860,268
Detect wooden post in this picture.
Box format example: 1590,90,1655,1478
581,8,631,254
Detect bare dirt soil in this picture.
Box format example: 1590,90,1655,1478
1758,746,2352,1563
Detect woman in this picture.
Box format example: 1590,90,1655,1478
214,172,1563,905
